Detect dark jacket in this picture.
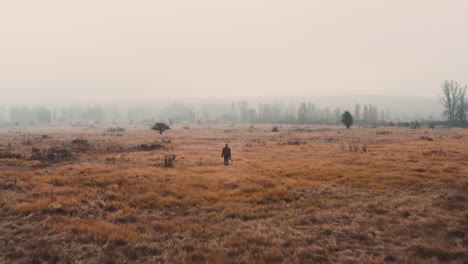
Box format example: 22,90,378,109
222,147,231,158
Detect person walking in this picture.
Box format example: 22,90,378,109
221,144,231,166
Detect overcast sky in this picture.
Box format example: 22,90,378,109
1,0,467,102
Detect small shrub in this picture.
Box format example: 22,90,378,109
286,139,306,145
340,142,368,153
348,143,360,152
164,154,176,167
131,143,163,152
376,131,391,135
71,138,89,148
106,127,125,133
422,149,447,157
362,144,368,153
324,137,337,143
410,121,421,129
418,135,434,141
272,126,279,132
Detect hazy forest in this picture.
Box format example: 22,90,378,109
0,97,444,128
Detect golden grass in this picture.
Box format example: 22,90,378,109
56,219,147,244
8,198,53,215
0,124,467,263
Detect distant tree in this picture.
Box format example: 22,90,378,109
353,103,361,123
248,108,258,123
440,80,467,124
33,106,52,124
297,103,308,124
82,106,104,121
379,110,386,123
231,102,238,121
151,122,170,135
307,102,316,123
237,101,249,122
9,106,34,124
323,108,330,122
368,104,379,125
0,106,5,123
333,107,341,124
341,111,354,129
458,88,467,124
160,103,196,123
362,105,369,124
110,106,121,122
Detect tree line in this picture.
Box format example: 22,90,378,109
1,80,465,127
0,102,401,126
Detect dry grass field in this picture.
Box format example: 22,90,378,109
0,124,467,263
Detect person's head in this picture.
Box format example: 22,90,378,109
225,144,228,147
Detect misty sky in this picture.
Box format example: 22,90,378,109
1,0,467,102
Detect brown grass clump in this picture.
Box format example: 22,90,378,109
8,199,53,215
222,206,275,220
409,244,467,262
248,188,298,204
0,124,467,263
57,219,146,244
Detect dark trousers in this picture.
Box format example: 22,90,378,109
224,157,229,166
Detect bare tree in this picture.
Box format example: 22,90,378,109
362,105,369,124
440,80,467,124
457,87,467,124
297,103,308,124
353,103,361,123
